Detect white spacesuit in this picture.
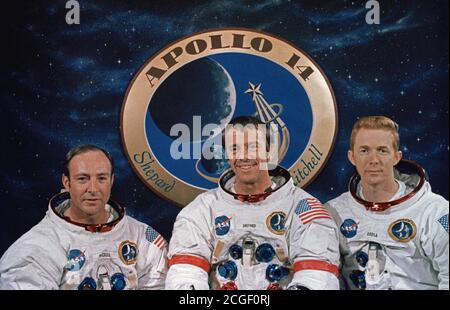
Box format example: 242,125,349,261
166,167,340,290
0,192,167,290
326,160,449,290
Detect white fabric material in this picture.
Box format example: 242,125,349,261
0,198,168,290
165,264,209,290
167,171,340,290
326,177,449,290
289,270,339,290
358,180,407,202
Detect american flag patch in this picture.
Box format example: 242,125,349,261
145,226,167,250
438,214,449,233
295,198,331,224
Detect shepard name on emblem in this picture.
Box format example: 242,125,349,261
133,151,175,193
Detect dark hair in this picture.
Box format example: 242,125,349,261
63,144,114,177
221,115,271,153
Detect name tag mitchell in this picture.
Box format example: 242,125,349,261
293,143,323,185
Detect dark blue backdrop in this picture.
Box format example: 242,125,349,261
1,0,448,255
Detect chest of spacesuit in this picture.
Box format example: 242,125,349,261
338,204,427,289
59,232,141,290
208,197,295,289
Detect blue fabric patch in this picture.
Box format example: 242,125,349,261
438,214,449,233
215,215,231,236
145,226,160,242
340,219,358,238
295,199,312,214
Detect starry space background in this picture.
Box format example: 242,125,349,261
0,0,448,255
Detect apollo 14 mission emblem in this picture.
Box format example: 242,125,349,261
121,28,337,207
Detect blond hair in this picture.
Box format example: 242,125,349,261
350,116,400,150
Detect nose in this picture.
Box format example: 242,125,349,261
368,151,380,165
234,146,249,161
87,179,99,193
243,146,251,160
238,147,256,161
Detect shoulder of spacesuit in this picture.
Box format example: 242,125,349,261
326,192,352,207
325,191,352,211
290,186,319,202
19,216,61,246
124,214,147,230
412,185,449,239
425,184,448,204
1,216,64,267
124,215,166,242
418,185,449,217
176,188,219,219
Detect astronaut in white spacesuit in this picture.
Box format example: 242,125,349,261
0,144,167,290
326,116,449,290
166,116,340,290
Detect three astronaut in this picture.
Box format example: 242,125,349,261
0,116,448,290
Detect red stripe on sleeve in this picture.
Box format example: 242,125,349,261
293,259,339,277
168,255,211,273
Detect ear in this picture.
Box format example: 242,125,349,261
62,174,70,191
347,150,356,166
394,150,403,166
111,174,115,186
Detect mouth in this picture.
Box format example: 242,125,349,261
366,170,382,174
235,161,258,171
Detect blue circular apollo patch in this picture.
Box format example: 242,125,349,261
118,241,138,265
388,219,417,242
65,249,86,271
266,211,286,235
340,219,358,238
215,215,231,236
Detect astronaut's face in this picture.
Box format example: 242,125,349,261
62,151,114,224
348,128,402,188
225,126,270,188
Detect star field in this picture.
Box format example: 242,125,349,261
0,0,448,254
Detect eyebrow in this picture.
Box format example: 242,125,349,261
97,173,111,177
358,145,389,149
73,172,111,177
73,173,89,177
